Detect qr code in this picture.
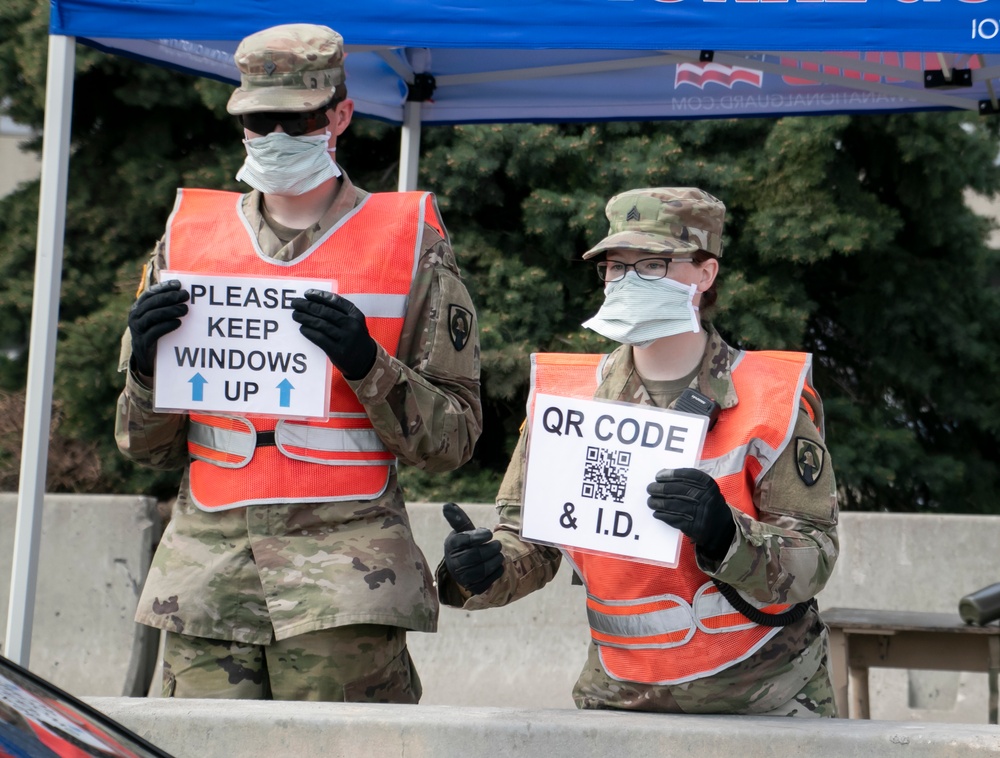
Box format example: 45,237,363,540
581,446,631,503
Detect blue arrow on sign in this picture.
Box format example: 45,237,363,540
277,378,294,408
189,372,207,402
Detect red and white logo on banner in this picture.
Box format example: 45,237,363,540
675,62,764,89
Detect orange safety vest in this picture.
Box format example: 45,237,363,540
529,349,815,685
165,188,443,511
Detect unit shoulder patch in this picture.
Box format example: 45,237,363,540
795,437,825,487
447,304,473,352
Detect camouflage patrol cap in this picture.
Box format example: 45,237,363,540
582,187,726,260
226,24,345,115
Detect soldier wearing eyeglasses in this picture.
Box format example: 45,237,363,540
115,23,482,702
437,187,840,717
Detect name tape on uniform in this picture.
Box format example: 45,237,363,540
153,271,334,418
521,393,709,567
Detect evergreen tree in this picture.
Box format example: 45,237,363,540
2,0,999,511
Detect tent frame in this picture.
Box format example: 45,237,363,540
6,34,75,666
11,17,1000,665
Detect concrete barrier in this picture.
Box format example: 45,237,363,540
86,697,1000,758
819,512,1000,723
406,502,587,710
0,493,160,698
5,495,997,726
406,504,1000,722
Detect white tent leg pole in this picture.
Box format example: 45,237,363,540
5,34,76,667
398,101,422,192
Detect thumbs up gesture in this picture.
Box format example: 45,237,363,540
442,503,504,595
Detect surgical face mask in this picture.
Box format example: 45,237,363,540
235,130,342,196
582,272,700,348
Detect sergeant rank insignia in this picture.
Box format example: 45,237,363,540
448,304,473,351
795,437,824,486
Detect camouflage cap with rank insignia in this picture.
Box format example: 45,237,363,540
582,187,726,260
226,24,345,115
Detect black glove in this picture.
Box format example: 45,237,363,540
647,468,736,561
290,290,378,380
127,280,190,377
442,502,504,596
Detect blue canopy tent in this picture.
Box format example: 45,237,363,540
47,2,1000,187
8,0,1000,665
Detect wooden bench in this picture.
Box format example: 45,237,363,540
823,607,1000,724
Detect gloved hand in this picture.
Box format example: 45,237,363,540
127,280,190,377
442,502,504,596
647,468,736,561
290,290,378,380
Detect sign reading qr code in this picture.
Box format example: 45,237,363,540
521,393,709,567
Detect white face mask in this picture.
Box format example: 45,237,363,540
235,130,342,196
582,272,701,348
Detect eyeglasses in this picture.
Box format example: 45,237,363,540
596,257,692,282
239,108,331,137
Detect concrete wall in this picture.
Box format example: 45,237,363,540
965,189,1000,248
0,128,40,198
86,698,1000,758
3,496,996,721
819,511,1000,723
0,494,160,698
406,502,586,710
4,495,998,755
405,504,1000,723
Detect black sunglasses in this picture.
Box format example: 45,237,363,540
239,108,331,137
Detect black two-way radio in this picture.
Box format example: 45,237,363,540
674,387,720,430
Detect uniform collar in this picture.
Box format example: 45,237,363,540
597,324,740,411
695,324,740,410
242,166,364,260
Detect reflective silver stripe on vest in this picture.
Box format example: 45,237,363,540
585,581,775,647
701,436,780,483
596,354,611,386
587,601,693,640
188,417,389,469
347,293,408,319
697,349,809,485
276,421,388,453
188,418,255,468
692,584,766,634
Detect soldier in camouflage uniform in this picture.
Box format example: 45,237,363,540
115,24,482,701
438,188,838,716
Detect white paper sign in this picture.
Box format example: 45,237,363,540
153,271,334,418
522,393,710,567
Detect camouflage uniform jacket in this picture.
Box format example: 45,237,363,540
438,326,839,713
117,170,482,644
